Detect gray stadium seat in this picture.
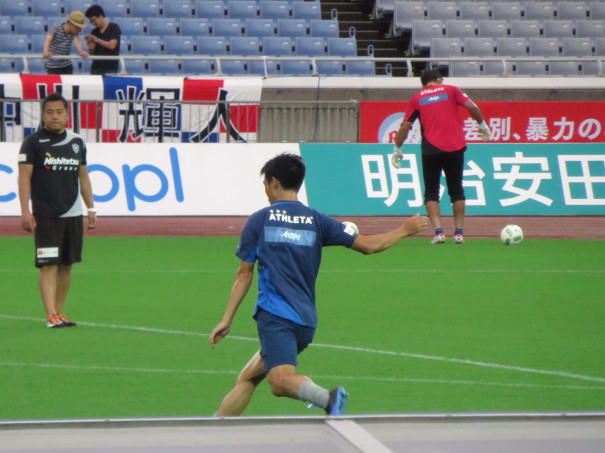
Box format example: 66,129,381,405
529,37,560,57
596,37,605,56
373,0,395,19
484,60,514,76
459,2,490,24
515,61,548,76
576,20,605,39
549,61,580,76
411,19,444,51
123,59,146,75
464,37,495,57
590,1,605,20
543,19,574,40
478,19,508,38
524,2,555,23
431,37,463,69
426,1,457,22
445,20,476,39
497,37,528,57
491,2,522,24
449,60,481,77
27,59,47,74
562,37,594,57
556,1,588,21
31,34,47,54
510,20,542,39
391,1,425,36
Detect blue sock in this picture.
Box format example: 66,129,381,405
455,228,463,236
435,228,444,236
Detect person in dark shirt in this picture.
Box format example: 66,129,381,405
84,5,121,75
18,93,97,329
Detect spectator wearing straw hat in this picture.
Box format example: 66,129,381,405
43,11,89,74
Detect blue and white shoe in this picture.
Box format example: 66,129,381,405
327,387,348,415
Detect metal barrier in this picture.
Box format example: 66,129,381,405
0,98,360,144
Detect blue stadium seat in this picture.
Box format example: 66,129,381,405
248,59,275,76
0,0,30,17
295,36,325,56
148,59,180,75
196,0,226,19
164,35,196,55
64,0,94,14
102,0,130,19
0,16,12,34
120,35,130,53
316,60,344,76
556,1,588,21
31,0,62,17
0,34,29,54
230,36,260,55
260,1,290,22
130,0,162,19
15,16,46,35
291,1,321,25
309,19,339,39
220,59,247,75
280,59,312,76
0,59,13,73
345,60,375,76
123,59,147,75
244,18,275,38
116,18,146,36
27,59,48,74
327,37,356,56
391,1,424,36
197,36,228,55
164,0,194,19
131,35,162,55
228,0,258,20
262,36,293,55
277,18,306,37
182,59,215,75
31,34,47,54
147,18,179,36
212,18,242,40
180,18,211,36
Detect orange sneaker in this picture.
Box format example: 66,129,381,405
57,314,77,327
46,314,63,328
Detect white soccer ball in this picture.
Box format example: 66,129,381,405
342,221,359,236
500,224,524,245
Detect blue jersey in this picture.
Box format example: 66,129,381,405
236,201,357,328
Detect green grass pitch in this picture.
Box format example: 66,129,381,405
1,235,604,420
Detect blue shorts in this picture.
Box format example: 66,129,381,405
255,308,316,372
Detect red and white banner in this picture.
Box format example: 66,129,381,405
360,101,605,144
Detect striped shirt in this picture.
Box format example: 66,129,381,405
46,23,75,69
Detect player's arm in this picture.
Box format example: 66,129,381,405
395,120,413,148
79,165,96,230
210,260,255,348
351,214,427,255
463,98,492,140
18,164,35,232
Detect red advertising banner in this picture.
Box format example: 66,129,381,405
360,101,605,144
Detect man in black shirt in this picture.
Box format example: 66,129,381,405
84,5,121,75
18,93,97,328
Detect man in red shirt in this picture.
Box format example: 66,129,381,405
392,68,491,244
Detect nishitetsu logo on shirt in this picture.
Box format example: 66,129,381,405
44,152,80,171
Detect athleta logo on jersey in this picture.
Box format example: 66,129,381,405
268,209,314,225
44,152,80,171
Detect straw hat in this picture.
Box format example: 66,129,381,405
67,11,87,28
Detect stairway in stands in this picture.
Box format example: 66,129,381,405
320,0,409,76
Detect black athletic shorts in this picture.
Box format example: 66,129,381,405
34,216,83,268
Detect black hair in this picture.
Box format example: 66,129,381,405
85,5,105,18
420,68,443,87
41,92,68,112
260,153,306,191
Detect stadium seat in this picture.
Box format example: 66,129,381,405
31,0,62,17
130,0,162,19
164,36,196,55
295,36,325,56
496,37,528,57
556,1,588,21
123,59,147,75
262,36,293,55
148,59,180,75
0,59,12,72
549,61,580,76
411,20,444,51
0,0,29,17
15,16,45,35
182,59,215,75
372,0,395,19
484,61,513,76
426,1,457,22
449,60,481,77
212,18,243,41
327,37,357,57
280,59,313,76
291,1,321,24
180,18,211,37
491,2,522,24
478,19,508,38
391,1,424,36
524,2,555,23
278,18,306,37
529,37,560,57
147,18,179,36
431,37,463,70
64,0,94,14
116,18,146,36
220,59,247,75
260,1,290,22
459,2,489,24
245,18,275,38
445,20,476,39
316,60,344,76
120,35,130,53
576,20,605,39
164,0,194,19
543,19,574,40
596,37,605,56
590,1,605,20
562,37,593,57
31,34,47,54
27,59,47,74
102,0,130,19
230,36,260,55
197,36,228,55
247,59,275,76
0,34,28,54
464,37,495,57
510,20,542,39
0,16,12,34
228,0,258,20
310,19,339,40
515,61,548,76
131,35,162,55
196,0,226,19
345,60,375,76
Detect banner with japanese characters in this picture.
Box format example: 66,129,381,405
360,101,605,144
0,74,262,144
300,143,605,215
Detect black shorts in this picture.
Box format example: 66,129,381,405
34,216,83,268
422,149,466,204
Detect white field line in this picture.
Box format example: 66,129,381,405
2,314,604,386
0,269,604,274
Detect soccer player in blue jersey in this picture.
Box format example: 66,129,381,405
210,153,427,416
